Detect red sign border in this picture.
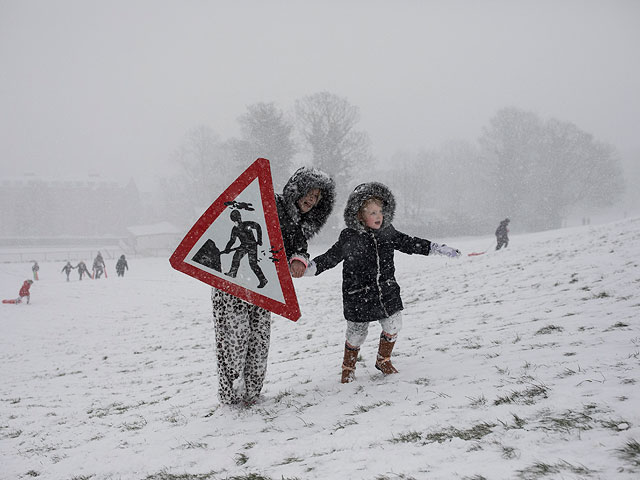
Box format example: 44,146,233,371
169,158,301,321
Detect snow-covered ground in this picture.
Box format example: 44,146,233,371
1,218,639,480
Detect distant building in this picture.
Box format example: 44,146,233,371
0,173,141,238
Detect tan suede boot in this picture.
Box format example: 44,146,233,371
341,343,359,383
375,337,399,374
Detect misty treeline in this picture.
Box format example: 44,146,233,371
157,93,624,238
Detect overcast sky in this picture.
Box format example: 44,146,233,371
1,0,638,189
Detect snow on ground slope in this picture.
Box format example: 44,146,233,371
1,218,639,480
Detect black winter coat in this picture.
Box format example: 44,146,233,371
275,166,336,262
314,224,432,323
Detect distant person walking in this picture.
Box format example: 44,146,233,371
115,255,129,277
76,261,92,280
61,261,75,281
32,261,40,281
495,218,510,250
93,252,106,279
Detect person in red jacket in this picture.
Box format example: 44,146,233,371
2,280,33,304
19,280,33,303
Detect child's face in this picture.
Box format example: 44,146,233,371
298,188,322,213
361,201,384,229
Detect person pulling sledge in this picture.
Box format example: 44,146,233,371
306,182,461,383
93,252,106,279
3,279,34,304
32,261,40,281
495,218,510,250
76,261,92,280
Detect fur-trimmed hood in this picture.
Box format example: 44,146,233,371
280,166,336,240
344,182,396,231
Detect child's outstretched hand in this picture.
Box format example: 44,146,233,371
431,242,461,258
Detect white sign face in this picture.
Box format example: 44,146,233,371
185,178,285,303
170,157,300,321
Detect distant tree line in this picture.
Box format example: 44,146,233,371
160,96,625,237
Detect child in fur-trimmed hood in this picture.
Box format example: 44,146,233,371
306,182,461,383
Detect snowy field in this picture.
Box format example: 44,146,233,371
1,218,640,480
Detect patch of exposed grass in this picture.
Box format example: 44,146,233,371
494,383,548,405
390,430,423,443
592,291,611,299
375,474,418,480
501,445,517,459
535,325,563,335
517,460,594,479
617,439,640,467
426,422,495,443
143,471,218,480
397,422,496,444
498,413,527,430
349,400,392,415
467,395,487,408
537,409,594,433
234,453,249,465
604,321,629,331
413,377,431,386
333,418,358,431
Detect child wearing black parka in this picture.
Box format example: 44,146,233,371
307,182,461,383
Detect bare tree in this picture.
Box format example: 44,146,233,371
226,102,297,191
169,125,229,223
295,91,371,190
479,107,624,231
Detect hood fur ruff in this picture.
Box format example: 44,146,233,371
281,166,336,240
344,182,396,231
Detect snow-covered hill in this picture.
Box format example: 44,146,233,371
2,218,639,480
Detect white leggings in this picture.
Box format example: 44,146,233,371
345,311,403,348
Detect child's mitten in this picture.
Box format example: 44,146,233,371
430,242,461,258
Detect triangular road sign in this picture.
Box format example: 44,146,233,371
169,158,301,321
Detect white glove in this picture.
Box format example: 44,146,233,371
431,242,461,258
303,260,317,276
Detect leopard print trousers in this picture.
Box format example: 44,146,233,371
211,289,271,405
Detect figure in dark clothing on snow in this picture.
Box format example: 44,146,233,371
93,252,106,279
76,261,92,280
115,255,128,277
32,261,40,281
211,166,335,406
61,261,75,281
223,210,267,288
495,218,510,250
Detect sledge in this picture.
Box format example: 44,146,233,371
467,251,486,256
2,299,20,304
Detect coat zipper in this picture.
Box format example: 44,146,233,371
372,234,390,317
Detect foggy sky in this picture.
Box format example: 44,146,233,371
1,0,639,189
